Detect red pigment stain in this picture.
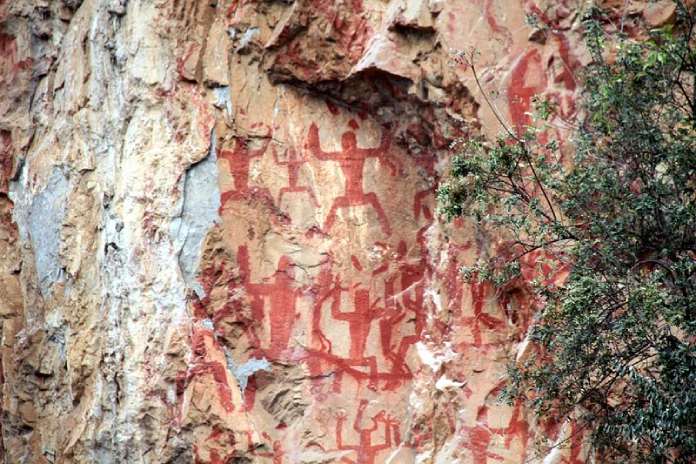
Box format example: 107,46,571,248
379,240,427,389
463,279,506,347
326,100,340,115
0,130,12,193
477,0,513,49
177,325,235,414
462,406,507,464
248,254,302,360
305,264,413,393
350,255,363,271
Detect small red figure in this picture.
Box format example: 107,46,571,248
462,405,506,464
237,247,303,361
219,128,272,207
273,145,319,208
329,283,386,390
335,400,397,464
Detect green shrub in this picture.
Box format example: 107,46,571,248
439,2,696,462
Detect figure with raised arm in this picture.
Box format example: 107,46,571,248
306,123,397,236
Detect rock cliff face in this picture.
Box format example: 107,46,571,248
0,0,674,463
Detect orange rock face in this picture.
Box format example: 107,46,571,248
0,0,665,463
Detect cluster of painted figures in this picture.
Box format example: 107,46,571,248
173,118,570,464
172,0,584,459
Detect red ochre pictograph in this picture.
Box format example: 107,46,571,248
463,279,507,348
273,145,319,208
246,432,285,464
376,240,427,390
462,405,507,464
193,427,237,464
303,252,425,393
507,48,545,135
565,421,586,464
189,81,580,461
306,272,389,391
219,127,274,208
176,321,236,416
334,399,400,464
440,241,473,318
454,381,533,464
507,1,581,143
162,1,593,461
467,0,513,49
306,123,398,236
237,246,304,361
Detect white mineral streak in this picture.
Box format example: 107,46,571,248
435,375,466,391
416,341,457,372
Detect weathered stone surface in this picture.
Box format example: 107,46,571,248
643,0,677,27
0,0,665,463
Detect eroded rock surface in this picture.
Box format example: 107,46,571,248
0,0,674,463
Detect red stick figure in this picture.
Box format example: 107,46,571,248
219,130,272,207
311,263,341,354
335,400,396,464
305,262,342,396
237,247,303,361
504,400,530,455
330,283,386,390
200,247,262,350
305,260,414,394
177,322,235,414
462,405,506,464
507,48,545,135
413,187,435,221
377,241,427,389
463,280,506,348
193,427,238,464
306,123,397,235
377,301,409,391
473,0,513,49
273,145,319,208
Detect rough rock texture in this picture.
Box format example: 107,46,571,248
0,0,674,463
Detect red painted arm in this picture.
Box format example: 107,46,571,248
373,419,392,452
354,400,369,432
330,293,350,321
370,130,399,176
335,412,351,450
307,123,335,160
329,278,351,321
271,145,283,165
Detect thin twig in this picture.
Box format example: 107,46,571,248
466,49,561,224
467,50,520,142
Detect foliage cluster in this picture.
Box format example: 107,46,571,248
438,2,696,462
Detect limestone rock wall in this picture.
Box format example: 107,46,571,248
0,0,673,463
